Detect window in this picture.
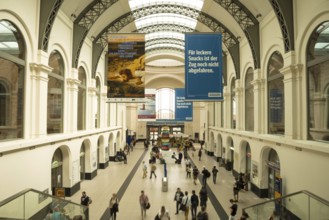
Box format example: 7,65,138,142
245,68,254,131
48,51,64,134
78,67,86,130
156,88,175,119
307,21,329,141
267,51,284,135
0,20,25,140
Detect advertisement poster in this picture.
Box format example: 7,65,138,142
175,88,193,121
185,33,223,101
107,34,145,100
137,89,156,121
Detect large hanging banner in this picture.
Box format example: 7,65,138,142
185,33,223,101
175,88,193,121
138,89,156,121
107,34,145,102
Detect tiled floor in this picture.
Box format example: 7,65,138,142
67,142,267,219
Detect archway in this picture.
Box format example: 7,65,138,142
80,139,91,180
108,133,114,161
51,145,71,196
260,147,281,199
97,135,105,168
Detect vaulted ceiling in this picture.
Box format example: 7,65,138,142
35,0,297,87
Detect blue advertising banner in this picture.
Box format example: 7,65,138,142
137,89,156,121
185,33,223,101
175,88,193,121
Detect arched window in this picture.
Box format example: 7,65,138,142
51,148,63,188
245,68,254,131
95,77,101,128
307,21,329,142
267,51,284,135
156,88,175,119
231,78,236,129
0,20,25,140
48,51,64,134
78,67,86,130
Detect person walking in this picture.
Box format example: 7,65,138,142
139,190,149,219
212,166,219,184
201,166,210,186
233,178,240,202
174,187,184,214
199,186,208,208
190,190,199,219
150,163,157,179
186,164,191,178
229,199,238,220
181,191,191,220
80,191,91,220
109,193,119,220
192,166,199,185
198,149,202,161
196,206,208,220
155,205,170,220
142,161,147,179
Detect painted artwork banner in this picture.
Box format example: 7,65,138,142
107,33,145,101
175,88,193,121
138,89,156,121
185,33,223,101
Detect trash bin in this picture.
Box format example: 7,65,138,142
162,177,168,192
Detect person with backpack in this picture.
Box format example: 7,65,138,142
192,166,199,185
201,166,210,186
109,193,119,220
190,190,199,219
229,199,238,220
199,186,208,208
196,206,208,220
80,191,91,220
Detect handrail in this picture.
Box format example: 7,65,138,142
0,188,82,207
0,188,31,207
243,190,329,210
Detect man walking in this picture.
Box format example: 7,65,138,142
212,166,219,184
190,190,199,219
174,187,184,214
150,163,157,179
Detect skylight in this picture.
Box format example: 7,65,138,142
129,0,205,54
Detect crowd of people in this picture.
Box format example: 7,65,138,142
75,139,255,220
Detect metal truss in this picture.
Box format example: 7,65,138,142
213,0,260,69
94,5,238,50
75,0,119,29
39,0,64,51
269,0,294,52
213,0,258,29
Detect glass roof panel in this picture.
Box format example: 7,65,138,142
147,43,184,51
135,14,196,29
129,0,204,11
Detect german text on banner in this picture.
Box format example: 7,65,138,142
107,33,145,99
175,88,193,121
185,33,223,101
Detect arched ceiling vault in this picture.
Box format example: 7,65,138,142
38,0,295,85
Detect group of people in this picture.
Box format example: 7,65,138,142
173,187,209,220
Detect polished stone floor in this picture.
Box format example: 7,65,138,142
66,142,267,220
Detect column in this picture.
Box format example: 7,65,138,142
251,69,265,134
66,68,79,133
234,79,243,130
281,51,303,139
87,79,97,130
29,50,52,138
